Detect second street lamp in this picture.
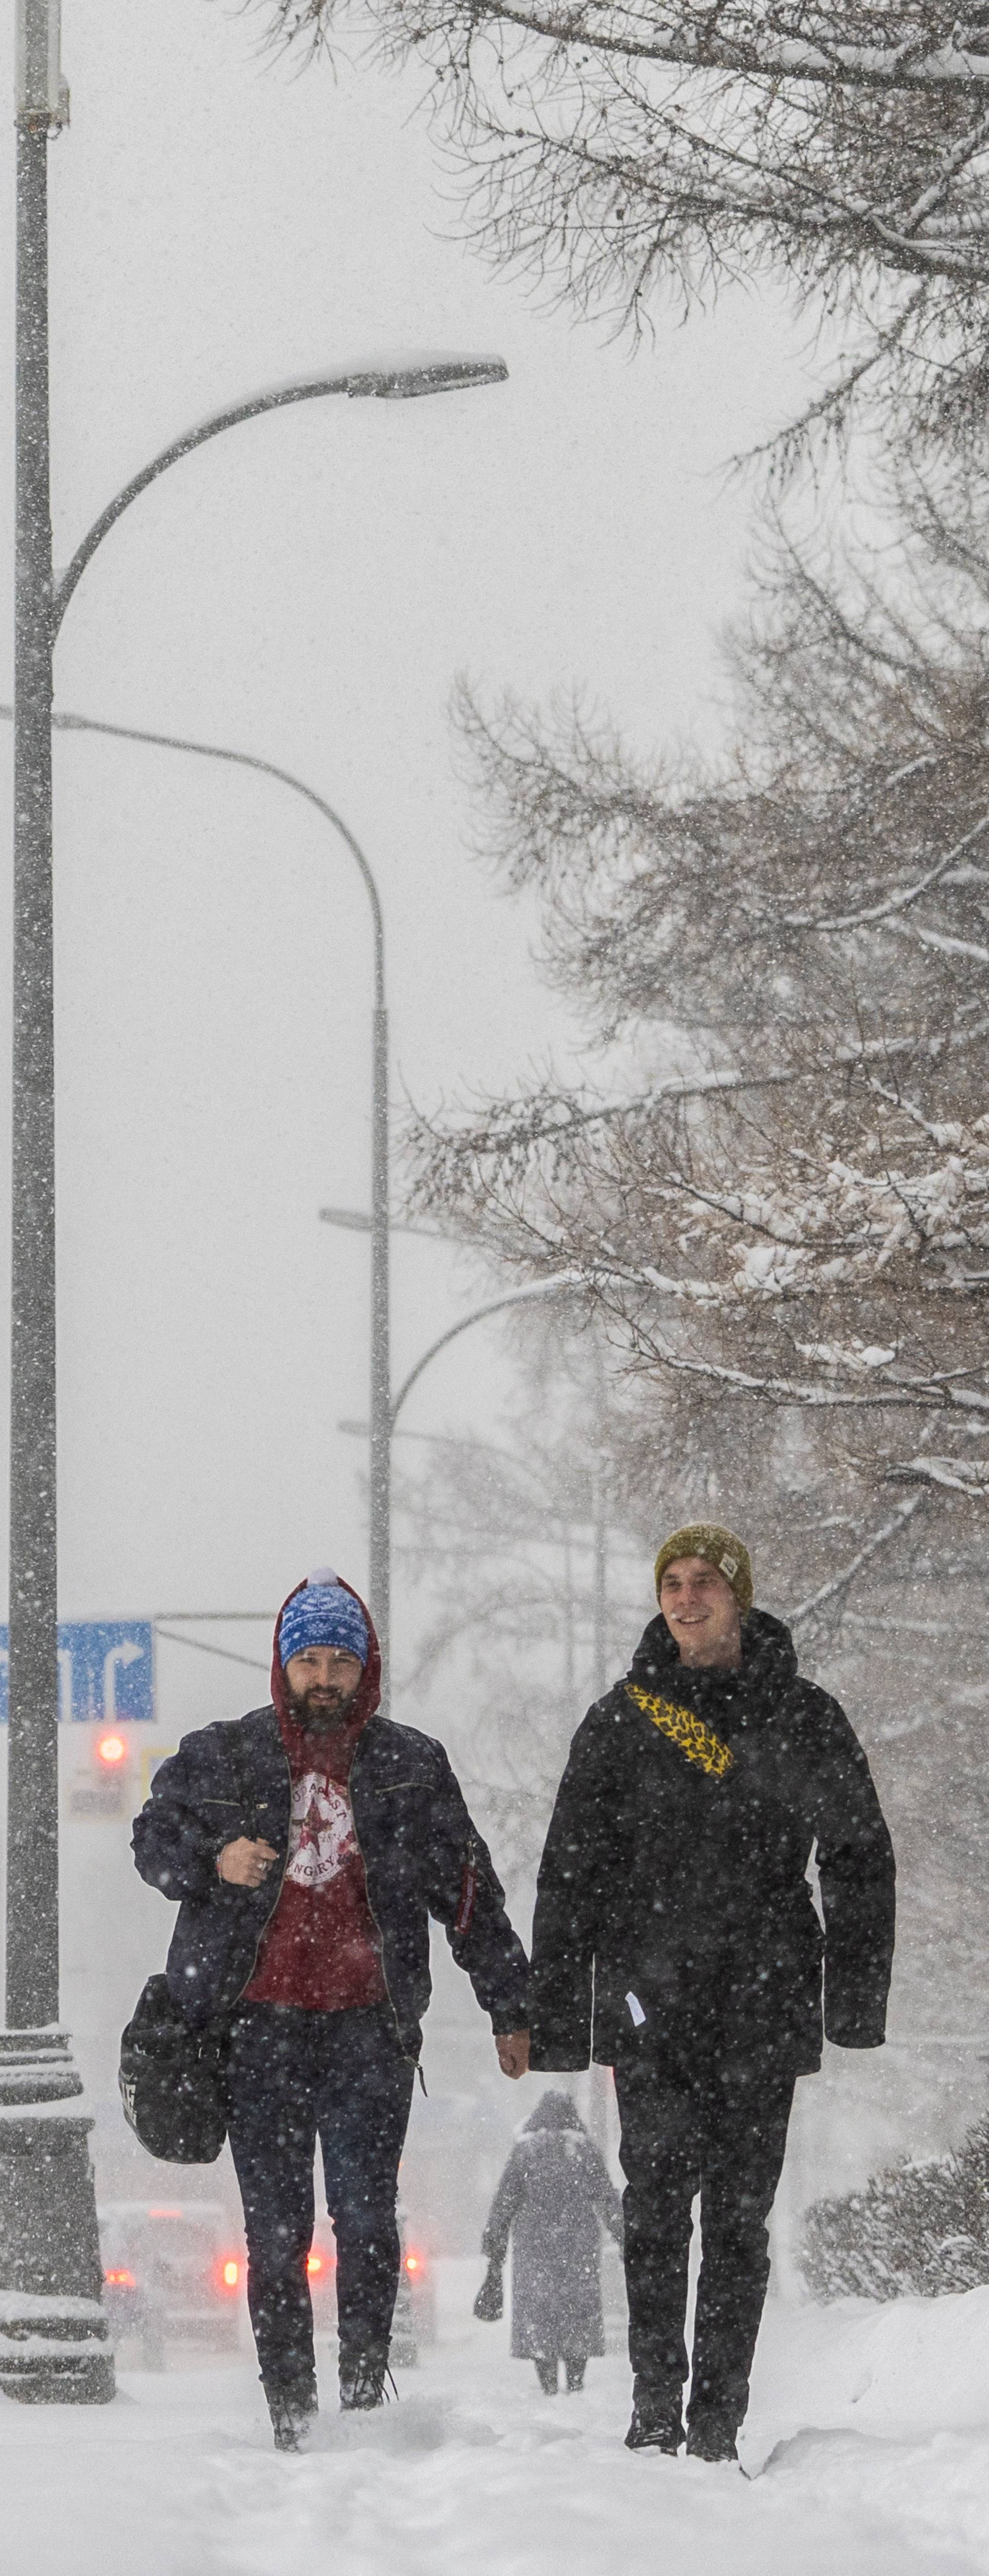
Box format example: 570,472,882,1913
8,709,392,1688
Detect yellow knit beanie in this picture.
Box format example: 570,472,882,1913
654,1522,753,1616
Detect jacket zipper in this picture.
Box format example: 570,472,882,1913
229,1736,292,2004
349,1727,419,2070
454,1837,479,1936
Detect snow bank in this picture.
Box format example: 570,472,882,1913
4,2268,989,2575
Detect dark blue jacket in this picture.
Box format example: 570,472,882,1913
132,1704,530,2059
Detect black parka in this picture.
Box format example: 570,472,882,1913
132,1705,530,2059
528,1608,895,2077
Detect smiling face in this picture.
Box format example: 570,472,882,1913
284,1643,364,1728
658,1555,743,1670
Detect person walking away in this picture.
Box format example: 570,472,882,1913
132,1567,530,2451
474,2089,623,2393
523,1522,895,2464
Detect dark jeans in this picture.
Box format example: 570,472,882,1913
226,2001,414,2392
614,2047,795,2431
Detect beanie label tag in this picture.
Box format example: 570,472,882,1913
720,1553,738,1578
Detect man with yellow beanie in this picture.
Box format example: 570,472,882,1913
526,1521,895,2466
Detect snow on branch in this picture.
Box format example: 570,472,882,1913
789,1489,926,1624
272,0,989,447
405,471,989,1469
886,1452,989,1493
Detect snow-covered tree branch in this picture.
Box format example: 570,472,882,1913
272,0,989,448
407,466,989,1484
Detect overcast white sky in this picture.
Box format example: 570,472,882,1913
0,0,812,1702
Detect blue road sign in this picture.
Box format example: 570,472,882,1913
0,1621,155,1724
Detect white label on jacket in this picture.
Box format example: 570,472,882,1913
284,1774,359,1890
626,1991,646,2028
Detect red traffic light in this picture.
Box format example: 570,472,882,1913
95,1732,127,1768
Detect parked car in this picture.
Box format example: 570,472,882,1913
393,2222,437,2364
305,2211,436,2364
98,2201,244,2366
100,2199,436,2370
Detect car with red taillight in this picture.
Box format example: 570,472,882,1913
98,2201,245,2363
391,2227,436,2364
302,2213,435,2362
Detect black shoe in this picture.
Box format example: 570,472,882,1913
565,2359,586,2393
535,2359,559,2395
339,2346,394,2412
265,2376,317,2453
686,2411,739,2464
625,2382,684,2453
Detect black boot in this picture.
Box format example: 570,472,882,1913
565,2358,586,2393
686,2408,739,2464
265,2372,318,2453
535,2357,559,2394
625,2379,684,2454
339,2344,394,2411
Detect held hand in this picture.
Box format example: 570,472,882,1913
217,1837,278,1889
496,2029,530,2080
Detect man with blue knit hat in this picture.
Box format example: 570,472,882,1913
133,1569,530,2450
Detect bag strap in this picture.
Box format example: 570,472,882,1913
625,1683,734,1784
221,1719,260,1842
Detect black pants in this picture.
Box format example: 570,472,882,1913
535,2356,585,2393
613,2048,795,2431
226,2001,415,2392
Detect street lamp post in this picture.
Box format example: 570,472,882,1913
0,0,111,2413
4,0,507,2400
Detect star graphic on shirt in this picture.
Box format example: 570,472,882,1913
285,1774,359,1890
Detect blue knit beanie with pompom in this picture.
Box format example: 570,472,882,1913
279,1571,369,1670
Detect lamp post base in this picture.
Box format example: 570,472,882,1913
0,2030,115,2403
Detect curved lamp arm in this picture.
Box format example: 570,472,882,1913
51,353,508,640
6,704,386,1005
389,1274,585,1430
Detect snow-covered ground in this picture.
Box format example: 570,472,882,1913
6,2260,989,2575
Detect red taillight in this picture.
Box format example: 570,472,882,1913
96,1732,127,1767
105,2268,135,2289
221,2259,240,2289
404,2252,423,2275
306,2252,323,2277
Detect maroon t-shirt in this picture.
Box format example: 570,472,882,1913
242,1597,388,2013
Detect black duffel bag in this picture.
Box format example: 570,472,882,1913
119,1974,230,2164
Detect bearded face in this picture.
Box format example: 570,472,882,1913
283,1646,364,1730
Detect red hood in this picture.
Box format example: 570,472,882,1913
271,1575,381,1769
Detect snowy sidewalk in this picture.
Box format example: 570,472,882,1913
6,2268,989,2575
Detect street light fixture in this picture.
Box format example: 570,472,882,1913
50,355,508,638
0,693,471,1710
5,0,508,2402
335,1272,585,1689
